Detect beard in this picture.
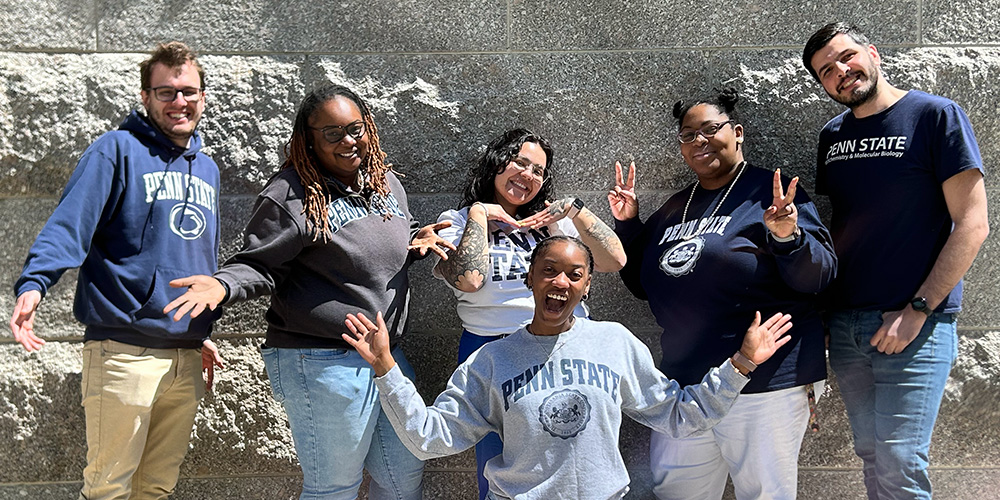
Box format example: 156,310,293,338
829,66,880,109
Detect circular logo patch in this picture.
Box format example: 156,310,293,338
659,236,704,277
169,203,207,240
538,389,591,439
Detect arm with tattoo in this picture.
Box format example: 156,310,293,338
434,204,491,292
573,207,627,273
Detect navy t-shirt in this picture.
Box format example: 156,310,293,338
615,165,836,392
816,90,984,313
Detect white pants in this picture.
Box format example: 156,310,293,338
650,382,823,500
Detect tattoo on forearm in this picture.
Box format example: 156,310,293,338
437,218,490,291
581,215,623,254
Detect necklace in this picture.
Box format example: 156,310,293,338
680,161,747,240
526,320,573,362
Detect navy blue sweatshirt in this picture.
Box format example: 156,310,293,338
14,110,221,348
615,164,835,392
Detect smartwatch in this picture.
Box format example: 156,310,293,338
564,198,585,219
910,297,932,316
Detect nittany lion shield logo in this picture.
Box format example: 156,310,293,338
538,389,591,439
659,236,705,277
169,203,208,240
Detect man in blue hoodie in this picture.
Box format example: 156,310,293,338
9,42,223,500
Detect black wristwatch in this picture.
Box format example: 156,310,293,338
910,297,932,316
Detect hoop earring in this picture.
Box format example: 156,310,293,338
581,293,589,301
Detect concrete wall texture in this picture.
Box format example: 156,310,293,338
1,1,998,498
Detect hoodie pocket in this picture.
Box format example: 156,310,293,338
130,266,217,337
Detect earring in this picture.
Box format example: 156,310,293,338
581,293,589,301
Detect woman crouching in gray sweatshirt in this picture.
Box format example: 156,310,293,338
343,236,792,500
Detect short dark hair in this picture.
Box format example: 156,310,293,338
802,23,871,81
140,41,205,89
458,128,555,219
529,236,594,276
672,87,740,129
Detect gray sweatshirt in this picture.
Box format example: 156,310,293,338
375,317,750,500
215,169,418,348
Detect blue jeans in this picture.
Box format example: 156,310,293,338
261,345,424,500
827,310,958,500
458,330,505,500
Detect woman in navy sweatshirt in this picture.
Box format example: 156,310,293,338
609,88,837,500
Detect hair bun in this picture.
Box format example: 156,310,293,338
717,87,739,110
671,100,686,120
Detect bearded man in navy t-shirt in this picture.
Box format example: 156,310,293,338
802,23,989,500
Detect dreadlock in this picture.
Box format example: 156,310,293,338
283,84,393,242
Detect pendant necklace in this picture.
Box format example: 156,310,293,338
679,161,747,240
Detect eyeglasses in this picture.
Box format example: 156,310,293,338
310,121,366,144
677,120,735,144
508,156,546,180
146,86,204,103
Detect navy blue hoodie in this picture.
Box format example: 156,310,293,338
14,110,221,348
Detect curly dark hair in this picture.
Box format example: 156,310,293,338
458,128,555,219
672,87,741,129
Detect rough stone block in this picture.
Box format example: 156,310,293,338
96,0,506,53
924,0,1000,44
509,0,917,50
0,0,96,50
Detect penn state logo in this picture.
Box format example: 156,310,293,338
659,236,704,277
169,203,207,240
538,389,591,439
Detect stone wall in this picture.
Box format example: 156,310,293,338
2,1,998,498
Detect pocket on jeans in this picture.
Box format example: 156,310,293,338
300,348,349,361
260,346,285,403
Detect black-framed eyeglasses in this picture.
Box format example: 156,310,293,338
508,156,546,181
677,120,735,144
310,121,366,144
146,86,204,103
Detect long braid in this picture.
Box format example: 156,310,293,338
281,85,394,242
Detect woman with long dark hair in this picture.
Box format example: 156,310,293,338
164,84,453,500
432,129,626,498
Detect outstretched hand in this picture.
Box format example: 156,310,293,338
409,221,456,260
518,198,575,230
343,312,396,376
763,169,799,239
10,290,45,352
163,275,226,321
608,161,638,221
740,311,794,365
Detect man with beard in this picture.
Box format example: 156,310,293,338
802,23,988,499
9,42,223,500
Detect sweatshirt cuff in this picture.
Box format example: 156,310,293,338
718,359,752,392
14,280,45,299
766,230,804,255
374,363,406,391
613,216,642,236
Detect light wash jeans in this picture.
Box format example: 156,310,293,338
261,345,424,500
649,382,820,500
827,310,958,500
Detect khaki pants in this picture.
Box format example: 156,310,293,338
79,339,204,500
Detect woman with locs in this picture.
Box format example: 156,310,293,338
608,88,836,500
432,128,626,498
163,84,454,500
343,236,795,500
